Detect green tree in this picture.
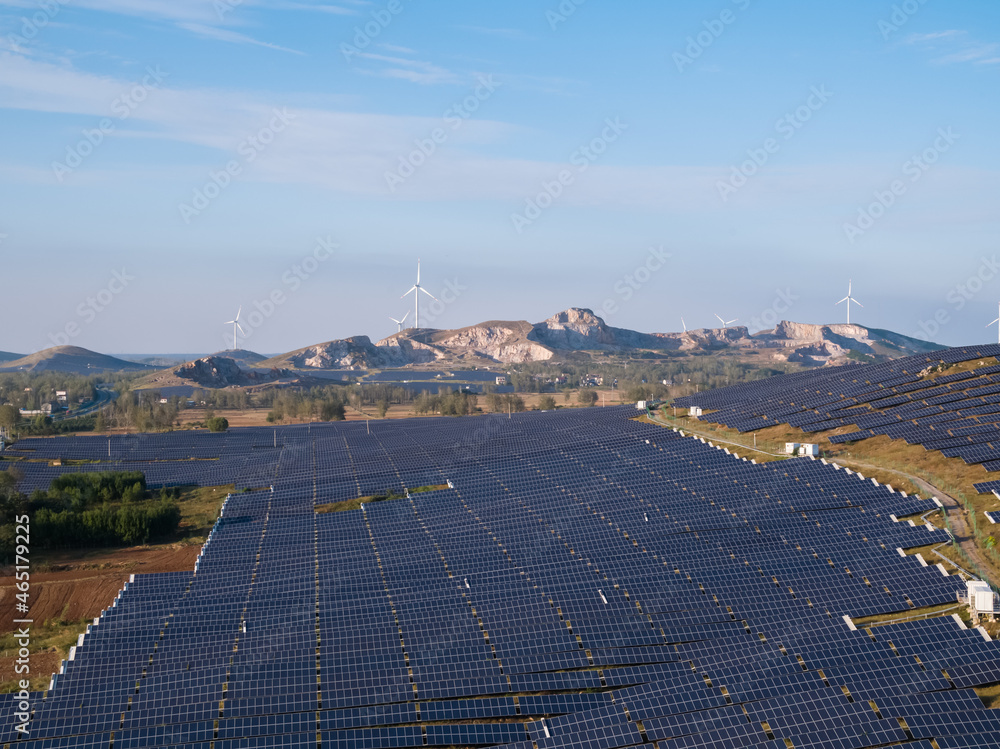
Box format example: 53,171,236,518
320,401,346,421
377,399,390,418
206,416,229,432
577,389,598,407
538,395,557,411
0,404,20,430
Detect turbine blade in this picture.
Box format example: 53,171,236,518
235,306,241,321
987,319,999,327
416,259,421,284
419,287,438,301
836,297,848,304
236,322,246,335
224,320,235,325
853,299,863,308
401,286,417,298
400,311,409,322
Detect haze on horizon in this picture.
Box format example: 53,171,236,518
0,0,997,355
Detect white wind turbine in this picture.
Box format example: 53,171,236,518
401,259,438,329
987,302,1000,344
224,307,245,350
389,311,410,333
836,279,863,324
715,313,737,328
681,317,688,333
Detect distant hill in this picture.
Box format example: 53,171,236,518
210,349,268,368
0,350,23,364
262,308,941,370
0,346,155,373
135,356,322,392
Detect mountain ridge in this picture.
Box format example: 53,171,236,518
260,307,941,370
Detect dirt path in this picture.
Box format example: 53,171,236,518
835,461,1000,588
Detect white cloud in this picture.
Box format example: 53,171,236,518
177,23,305,55
903,29,1000,66
904,30,963,44
350,50,461,85
0,50,995,227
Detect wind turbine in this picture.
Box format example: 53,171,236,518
715,314,737,328
681,317,688,333
389,311,410,333
988,302,1000,344
401,259,438,329
836,280,863,324
224,307,245,350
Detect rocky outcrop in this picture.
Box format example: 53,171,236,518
174,357,281,388
757,321,940,363
431,321,553,363
261,310,941,370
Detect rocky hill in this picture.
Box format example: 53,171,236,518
210,349,269,369
135,356,323,392
0,346,154,373
262,308,941,370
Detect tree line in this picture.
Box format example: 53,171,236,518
0,470,182,557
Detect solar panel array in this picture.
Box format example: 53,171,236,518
674,345,1000,482
5,406,1000,749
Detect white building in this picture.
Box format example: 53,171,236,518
961,580,998,623
495,375,507,386
689,406,703,417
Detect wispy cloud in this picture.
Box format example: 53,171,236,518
270,2,362,14
457,25,535,42
904,29,1000,65
904,30,963,44
178,23,305,55
351,49,461,85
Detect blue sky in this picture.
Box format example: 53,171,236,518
1,0,998,355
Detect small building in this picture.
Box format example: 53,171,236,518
960,580,998,624
56,391,68,402
801,444,819,457
689,406,703,417
495,375,507,386
785,442,801,455
636,400,647,410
